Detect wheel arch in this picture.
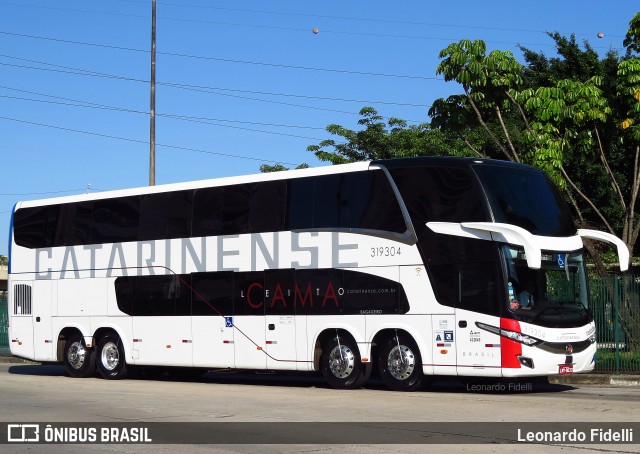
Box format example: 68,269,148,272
92,326,131,362
312,328,361,371
370,327,427,371
56,326,89,362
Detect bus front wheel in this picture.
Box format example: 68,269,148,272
378,334,423,391
63,333,96,378
96,332,128,380
320,335,367,389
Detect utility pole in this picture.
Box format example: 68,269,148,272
149,0,156,186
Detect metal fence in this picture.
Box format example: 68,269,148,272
0,278,638,374
0,295,7,350
590,274,640,374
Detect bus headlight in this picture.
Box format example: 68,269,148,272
476,322,543,347
500,329,542,346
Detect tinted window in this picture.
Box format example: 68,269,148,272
92,197,140,244
191,271,233,316
389,166,487,224
313,174,341,228
251,181,287,233
115,274,190,316
286,177,314,229
114,269,411,317
14,170,407,249
193,185,250,237
14,206,48,249
140,191,193,241
472,165,576,236
424,234,502,317
360,172,406,233
457,265,499,314
342,270,408,313
311,171,405,232
265,269,295,315
295,268,344,315
235,271,265,316
60,202,93,246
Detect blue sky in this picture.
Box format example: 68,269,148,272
1,1,638,256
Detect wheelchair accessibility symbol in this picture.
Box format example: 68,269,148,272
225,317,233,328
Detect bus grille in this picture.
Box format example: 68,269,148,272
13,284,32,315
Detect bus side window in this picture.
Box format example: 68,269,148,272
139,191,192,241
92,196,140,244
286,177,314,230
193,185,250,237
251,181,287,233
456,265,500,316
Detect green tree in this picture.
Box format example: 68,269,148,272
260,163,309,173
305,107,472,165
0,255,7,266
430,20,640,272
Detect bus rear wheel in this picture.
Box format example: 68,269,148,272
320,335,367,389
96,332,128,380
63,333,95,378
378,334,423,391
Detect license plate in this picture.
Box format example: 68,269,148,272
559,365,573,375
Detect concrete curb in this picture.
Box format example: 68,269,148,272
0,355,38,364
543,374,640,387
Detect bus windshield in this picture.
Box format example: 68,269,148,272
502,245,591,328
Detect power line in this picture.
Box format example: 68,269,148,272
0,84,329,130
0,54,430,106
0,31,443,80
0,0,626,40
0,56,429,123
0,93,334,142
0,116,306,167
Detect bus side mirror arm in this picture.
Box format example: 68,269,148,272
578,229,630,272
461,222,542,270
427,221,542,269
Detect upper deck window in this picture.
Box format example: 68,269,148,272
388,166,487,224
472,165,576,237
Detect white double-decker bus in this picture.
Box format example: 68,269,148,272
7,157,628,390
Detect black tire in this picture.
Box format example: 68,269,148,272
378,334,424,391
63,333,96,378
320,335,368,389
96,332,128,380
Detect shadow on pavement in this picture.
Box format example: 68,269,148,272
6,363,577,393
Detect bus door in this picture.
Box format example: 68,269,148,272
455,265,502,376
234,271,267,369
32,279,54,361
264,269,298,370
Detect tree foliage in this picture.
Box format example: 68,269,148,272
298,107,475,167
429,16,640,271
285,14,640,271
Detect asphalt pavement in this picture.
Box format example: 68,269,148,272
1,348,637,387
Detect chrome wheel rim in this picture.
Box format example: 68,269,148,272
101,342,119,371
67,341,86,370
329,345,355,379
387,345,415,380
